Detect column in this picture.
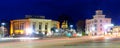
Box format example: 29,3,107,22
42,22,45,32
47,22,51,33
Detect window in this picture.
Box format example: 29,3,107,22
45,23,48,30
94,24,97,31
100,28,102,31
100,20,102,22
94,24,97,27
20,23,24,30
39,22,42,30
14,22,19,30
100,24,102,26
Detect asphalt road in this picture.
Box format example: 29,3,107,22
0,36,93,48
48,36,120,48
0,36,120,48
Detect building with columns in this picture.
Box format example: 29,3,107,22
85,10,112,36
10,15,60,36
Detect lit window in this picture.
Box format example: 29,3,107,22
94,24,97,27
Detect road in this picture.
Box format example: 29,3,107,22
0,36,120,48
0,36,95,48
49,36,120,48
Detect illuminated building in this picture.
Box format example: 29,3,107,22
85,10,112,36
112,26,120,36
10,15,60,36
61,21,68,29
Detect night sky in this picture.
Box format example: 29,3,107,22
0,0,120,25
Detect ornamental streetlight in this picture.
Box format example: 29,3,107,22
70,25,73,29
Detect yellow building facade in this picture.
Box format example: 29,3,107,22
10,18,60,36
112,26,120,36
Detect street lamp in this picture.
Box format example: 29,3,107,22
55,29,59,33
1,22,5,37
70,25,73,29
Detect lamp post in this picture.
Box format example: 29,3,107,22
70,25,73,29
1,23,5,37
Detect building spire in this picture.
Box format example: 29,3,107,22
96,10,103,15
61,20,68,29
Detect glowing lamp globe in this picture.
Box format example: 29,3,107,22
66,33,72,37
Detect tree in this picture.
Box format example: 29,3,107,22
76,20,85,33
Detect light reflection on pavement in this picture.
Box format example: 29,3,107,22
1,36,120,48
49,38,120,48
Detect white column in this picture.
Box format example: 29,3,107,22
42,22,45,32
36,22,39,32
